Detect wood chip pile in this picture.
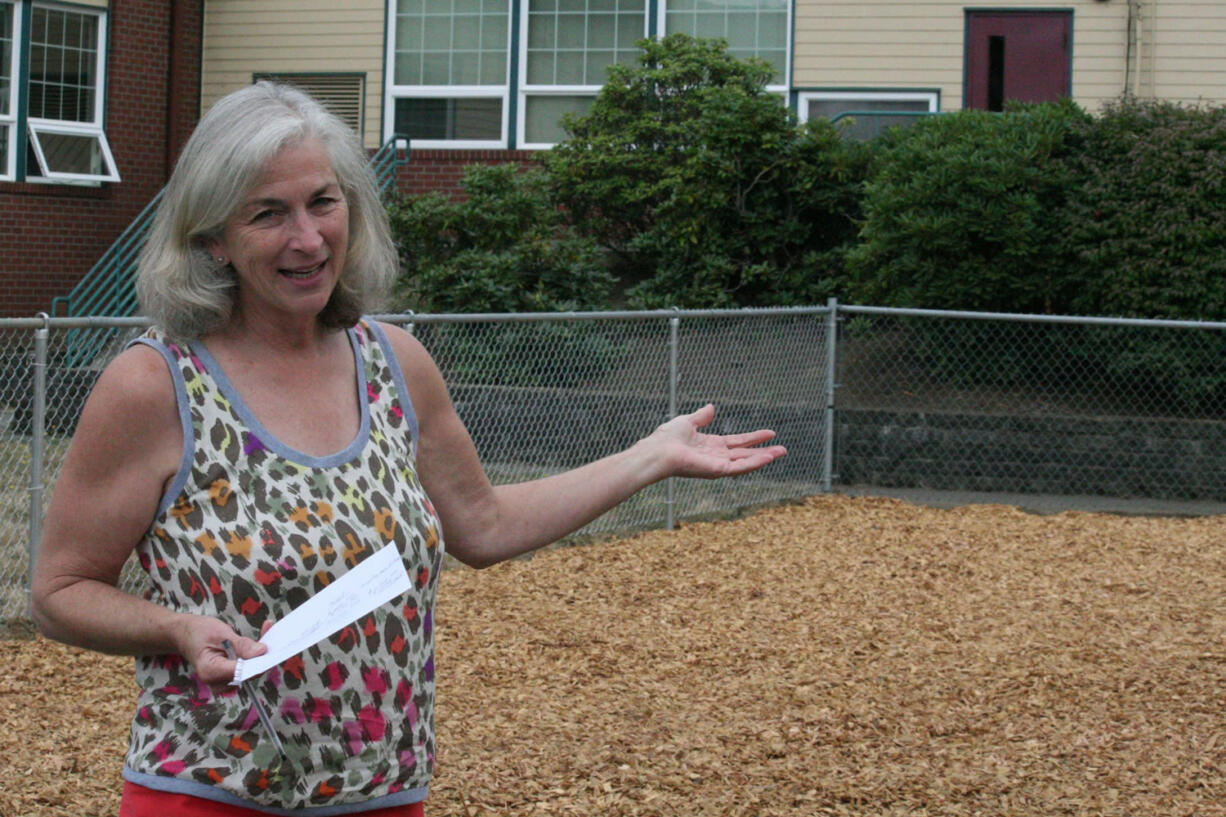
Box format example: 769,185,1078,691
2,495,1224,816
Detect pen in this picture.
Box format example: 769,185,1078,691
222,639,288,760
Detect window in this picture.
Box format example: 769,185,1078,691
663,0,788,86
799,91,939,141
388,0,511,147
519,0,646,147
385,0,791,149
1,2,17,179
1,1,118,183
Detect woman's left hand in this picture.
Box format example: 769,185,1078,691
645,403,787,480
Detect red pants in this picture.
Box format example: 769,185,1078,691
120,781,426,817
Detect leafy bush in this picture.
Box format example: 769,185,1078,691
841,101,1089,391
544,34,868,308
1057,99,1226,411
387,164,624,387
388,163,613,314
1061,98,1226,320
846,100,1088,313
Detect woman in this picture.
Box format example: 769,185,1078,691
30,82,786,816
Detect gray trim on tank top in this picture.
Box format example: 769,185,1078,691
364,319,420,446
191,326,371,468
128,336,196,519
122,767,429,815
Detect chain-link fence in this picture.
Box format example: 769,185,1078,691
0,308,835,623
834,306,1226,501
7,304,1226,623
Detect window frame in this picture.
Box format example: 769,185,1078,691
516,0,649,150
383,0,513,149
656,0,791,93
797,89,940,142
797,89,940,123
2,0,119,184
0,0,20,181
26,117,119,182
383,0,798,151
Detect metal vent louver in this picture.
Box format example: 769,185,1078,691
254,73,365,137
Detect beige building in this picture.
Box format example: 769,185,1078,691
199,0,1226,152
796,1,1226,120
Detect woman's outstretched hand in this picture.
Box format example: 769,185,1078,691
645,403,787,480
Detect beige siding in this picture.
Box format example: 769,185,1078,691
794,0,1132,112
197,0,1226,145
201,0,387,149
1143,1,1226,103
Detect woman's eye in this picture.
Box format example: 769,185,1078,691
251,209,277,222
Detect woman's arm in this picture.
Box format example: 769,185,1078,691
30,345,265,686
383,323,787,569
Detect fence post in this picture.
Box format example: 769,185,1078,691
822,297,838,493
665,310,681,530
28,313,49,604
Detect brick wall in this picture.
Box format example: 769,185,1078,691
0,1,202,319
396,149,541,200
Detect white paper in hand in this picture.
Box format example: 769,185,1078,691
231,544,411,685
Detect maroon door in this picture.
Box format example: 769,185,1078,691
965,11,1071,111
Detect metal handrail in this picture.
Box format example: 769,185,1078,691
372,133,411,198
828,110,938,124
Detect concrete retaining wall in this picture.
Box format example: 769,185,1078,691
837,409,1226,501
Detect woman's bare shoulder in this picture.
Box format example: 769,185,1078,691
70,343,182,467
94,342,178,413
373,320,434,367
373,320,454,419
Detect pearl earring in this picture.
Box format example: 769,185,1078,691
214,256,227,265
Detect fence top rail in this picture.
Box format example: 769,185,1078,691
370,307,833,323
5,305,1226,330
0,308,832,331
0,316,153,330
839,304,1226,331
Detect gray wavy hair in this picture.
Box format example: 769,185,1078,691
136,81,397,338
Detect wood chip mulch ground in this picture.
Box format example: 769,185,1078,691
2,494,1224,816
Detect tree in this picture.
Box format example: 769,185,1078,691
544,34,867,308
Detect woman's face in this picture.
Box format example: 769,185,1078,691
209,137,349,328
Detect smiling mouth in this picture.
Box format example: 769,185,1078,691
280,261,326,279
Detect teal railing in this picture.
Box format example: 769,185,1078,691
371,133,410,195
50,134,410,366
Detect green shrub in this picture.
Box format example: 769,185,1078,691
388,163,613,314
387,164,624,387
846,100,1088,313
544,34,868,308
1062,98,1226,320
842,101,1089,391
1057,99,1226,412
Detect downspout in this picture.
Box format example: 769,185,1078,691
1133,1,1144,98
1149,1,1157,97
165,0,199,176
1124,0,1134,97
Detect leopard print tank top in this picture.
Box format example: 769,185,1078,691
121,319,444,814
